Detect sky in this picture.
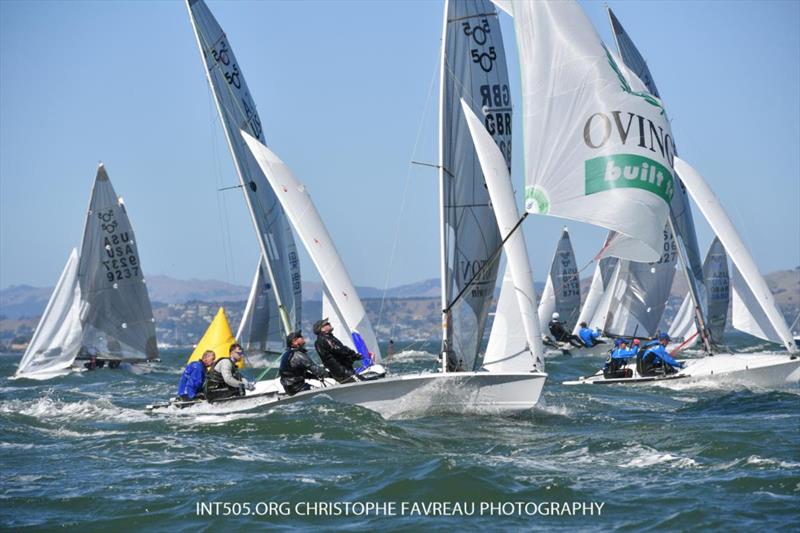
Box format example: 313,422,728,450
1,0,798,293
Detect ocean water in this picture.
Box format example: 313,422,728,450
1,337,799,531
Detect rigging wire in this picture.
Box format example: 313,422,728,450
374,51,441,337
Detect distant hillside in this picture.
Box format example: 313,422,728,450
3,269,798,326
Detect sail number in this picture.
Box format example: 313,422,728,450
463,18,496,72
97,209,141,284
210,39,263,140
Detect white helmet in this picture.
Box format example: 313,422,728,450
552,312,560,320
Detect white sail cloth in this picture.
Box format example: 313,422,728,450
242,131,381,361
237,258,282,354
674,157,795,352
15,250,83,379
461,99,543,372
512,1,676,262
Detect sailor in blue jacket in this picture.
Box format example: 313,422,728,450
603,338,639,378
638,333,684,376
177,350,216,400
578,322,604,347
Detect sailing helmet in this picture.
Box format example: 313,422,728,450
614,338,625,347
552,312,560,320
659,332,671,342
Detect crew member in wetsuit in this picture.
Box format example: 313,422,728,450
313,318,365,383
578,322,606,347
177,350,215,401
603,338,639,379
548,312,583,347
279,331,330,396
205,343,254,401
637,333,684,376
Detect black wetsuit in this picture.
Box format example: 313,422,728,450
314,333,362,383
279,347,329,396
548,319,583,347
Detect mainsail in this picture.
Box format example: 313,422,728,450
242,132,381,361
513,1,675,262
439,0,511,371
77,165,158,361
537,229,581,334
237,257,283,355
187,0,301,336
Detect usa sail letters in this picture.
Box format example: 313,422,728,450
582,111,675,204
99,208,141,284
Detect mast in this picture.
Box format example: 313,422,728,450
668,214,713,354
437,0,451,373
185,0,294,337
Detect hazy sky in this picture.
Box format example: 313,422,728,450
1,0,798,292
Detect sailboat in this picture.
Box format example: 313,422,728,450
150,0,545,415
186,0,302,353
536,228,587,354
668,237,729,350
520,3,800,386
15,164,158,379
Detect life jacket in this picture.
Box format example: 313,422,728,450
205,357,242,393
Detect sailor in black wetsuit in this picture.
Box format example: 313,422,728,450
279,331,330,396
313,318,364,383
548,312,583,347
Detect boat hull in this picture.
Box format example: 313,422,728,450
147,372,547,418
563,352,800,388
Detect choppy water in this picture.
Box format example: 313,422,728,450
2,336,799,531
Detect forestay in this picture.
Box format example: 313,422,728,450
513,1,676,262
237,257,283,355
674,157,795,352
15,250,82,379
242,132,381,361
78,166,158,361
187,0,301,336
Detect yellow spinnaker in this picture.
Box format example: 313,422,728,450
186,307,245,369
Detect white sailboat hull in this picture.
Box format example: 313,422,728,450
563,353,800,388
148,372,547,418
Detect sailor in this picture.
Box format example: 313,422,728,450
603,338,639,379
548,312,583,347
313,318,367,383
637,333,684,376
177,350,215,401
578,322,605,347
279,331,330,396
205,343,255,401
